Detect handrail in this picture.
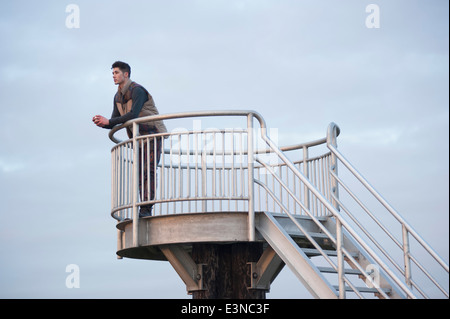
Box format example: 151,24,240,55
326,136,449,273
326,123,449,297
109,110,268,144
254,160,388,298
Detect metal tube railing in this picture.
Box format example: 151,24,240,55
110,111,332,220
326,122,449,298
111,111,263,244
247,113,255,241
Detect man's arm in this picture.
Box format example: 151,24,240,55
107,87,148,128
93,96,118,128
93,87,148,129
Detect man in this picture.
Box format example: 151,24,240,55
93,61,167,217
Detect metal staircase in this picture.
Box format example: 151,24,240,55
256,211,400,298
109,110,449,299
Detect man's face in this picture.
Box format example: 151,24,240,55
112,67,128,85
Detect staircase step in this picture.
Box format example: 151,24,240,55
333,285,391,295
317,266,362,275
287,231,335,251
302,248,359,258
288,230,329,239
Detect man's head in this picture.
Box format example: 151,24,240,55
111,61,131,86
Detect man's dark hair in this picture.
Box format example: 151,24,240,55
112,61,131,77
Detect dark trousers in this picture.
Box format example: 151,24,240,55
138,128,162,216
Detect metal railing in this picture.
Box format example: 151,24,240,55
325,123,449,298
110,111,334,231
109,110,448,298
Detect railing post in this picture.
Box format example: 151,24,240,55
247,113,255,241
302,145,310,214
201,144,207,212
328,124,340,212
402,224,412,292
132,122,140,247
336,219,346,299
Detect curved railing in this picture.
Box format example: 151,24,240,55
110,111,335,222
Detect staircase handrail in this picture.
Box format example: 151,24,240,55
252,121,418,299
326,122,449,297
253,162,388,298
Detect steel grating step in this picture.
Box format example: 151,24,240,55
317,266,362,275
333,285,391,295
288,230,330,239
302,248,359,258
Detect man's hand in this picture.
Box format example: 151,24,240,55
92,115,109,127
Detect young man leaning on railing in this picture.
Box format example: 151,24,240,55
92,61,167,217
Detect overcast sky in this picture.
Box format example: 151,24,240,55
0,0,448,299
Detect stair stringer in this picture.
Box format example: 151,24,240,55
322,217,406,299
256,211,338,299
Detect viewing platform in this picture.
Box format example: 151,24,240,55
108,110,449,299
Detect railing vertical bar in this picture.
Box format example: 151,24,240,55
201,132,207,212
336,219,346,299
154,136,158,214
320,158,325,216
124,145,128,218
220,132,225,211
303,145,310,213
145,137,150,211
111,148,115,217
328,128,339,212
291,165,298,215
178,134,182,209
123,145,127,217
402,225,412,292
256,166,261,212
264,163,268,212
311,159,316,216
317,160,322,216
194,132,198,212
160,137,165,215
279,164,283,212
186,133,191,213
231,130,236,209
212,131,217,212
132,122,139,247
247,114,255,241
126,143,131,218
241,132,245,202
298,161,303,215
